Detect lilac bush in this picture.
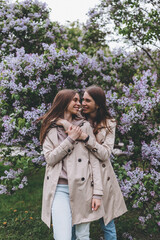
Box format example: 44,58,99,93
0,0,160,238
0,43,118,193
0,0,84,59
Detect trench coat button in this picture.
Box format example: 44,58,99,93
92,148,97,152
91,181,94,186
78,158,82,162
107,177,110,181
47,176,49,180
102,163,106,168
68,149,71,153
81,177,85,181
88,160,90,164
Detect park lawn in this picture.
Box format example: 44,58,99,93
0,165,159,240
0,166,103,240
0,167,53,240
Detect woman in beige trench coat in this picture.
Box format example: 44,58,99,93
37,89,105,240
58,86,127,240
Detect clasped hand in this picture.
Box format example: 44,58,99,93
56,119,88,141
67,125,82,141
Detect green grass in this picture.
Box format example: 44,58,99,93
0,167,53,240
0,167,159,240
0,166,102,240
0,167,44,214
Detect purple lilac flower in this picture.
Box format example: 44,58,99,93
123,160,132,171
154,202,160,213
18,183,24,189
0,185,7,195
32,155,45,165
139,216,146,225
122,232,133,240
142,140,160,168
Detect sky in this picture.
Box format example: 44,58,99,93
46,0,100,24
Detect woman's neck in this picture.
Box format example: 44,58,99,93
63,111,72,122
87,116,97,127
88,112,97,121
88,111,97,120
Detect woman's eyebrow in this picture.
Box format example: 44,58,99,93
73,97,80,101
82,98,90,101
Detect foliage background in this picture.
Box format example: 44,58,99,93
0,0,160,239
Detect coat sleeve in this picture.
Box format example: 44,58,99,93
43,128,74,167
84,122,103,196
85,120,116,162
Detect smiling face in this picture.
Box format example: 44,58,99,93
66,93,81,115
82,91,98,116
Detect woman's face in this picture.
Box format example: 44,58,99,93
67,93,81,115
82,91,98,115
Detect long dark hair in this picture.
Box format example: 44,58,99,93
37,89,77,145
84,85,113,134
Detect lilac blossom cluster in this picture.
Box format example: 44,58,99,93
0,168,28,193
117,71,159,135
122,232,133,240
141,140,160,168
118,158,160,228
120,165,146,199
139,214,152,226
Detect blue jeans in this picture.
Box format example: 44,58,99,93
72,218,117,240
99,218,117,240
75,223,90,240
52,185,72,240
52,185,90,240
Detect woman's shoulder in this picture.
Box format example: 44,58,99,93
96,119,116,139
80,119,91,128
99,118,116,130
106,118,117,129
46,126,57,138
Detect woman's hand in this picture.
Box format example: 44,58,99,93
92,198,101,211
66,125,88,141
56,119,88,141
67,125,82,141
78,132,88,141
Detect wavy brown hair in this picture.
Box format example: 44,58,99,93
37,89,77,145
84,85,114,134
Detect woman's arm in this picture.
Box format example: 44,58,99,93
43,126,81,167
59,118,116,162
84,121,116,162
85,122,103,196
43,129,74,167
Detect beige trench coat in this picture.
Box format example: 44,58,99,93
41,120,105,228
85,119,127,225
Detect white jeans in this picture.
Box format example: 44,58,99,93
52,184,90,240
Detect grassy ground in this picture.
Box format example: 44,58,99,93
0,167,103,240
0,166,159,240
0,167,54,240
